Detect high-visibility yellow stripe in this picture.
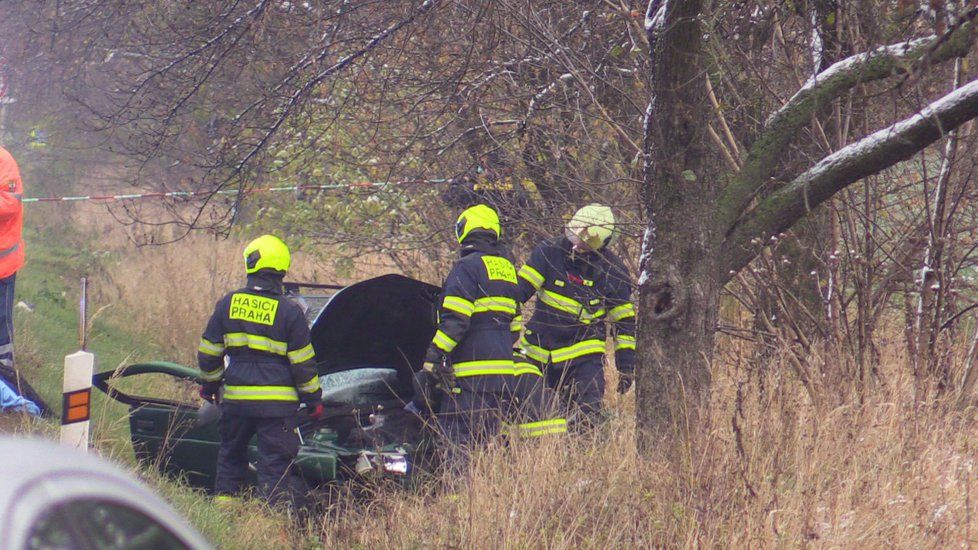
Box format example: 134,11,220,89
609,303,636,322
538,290,606,323
520,341,550,363
539,289,580,314
513,361,542,377
198,338,225,357
296,375,320,394
518,265,545,289
512,418,568,438
288,344,315,364
453,359,515,377
433,330,458,353
442,296,475,317
550,339,606,363
510,314,523,333
473,296,517,315
538,292,583,320
615,334,636,351
223,385,299,402
223,333,288,355
520,338,605,364
200,367,224,382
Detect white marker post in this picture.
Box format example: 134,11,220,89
61,277,93,452
60,350,94,452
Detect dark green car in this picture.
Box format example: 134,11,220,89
94,274,440,492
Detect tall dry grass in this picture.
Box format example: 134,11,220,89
24,204,978,547
307,342,978,548
61,201,410,364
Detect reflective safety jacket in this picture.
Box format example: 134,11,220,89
0,147,25,280
197,273,321,417
424,236,520,393
516,237,636,372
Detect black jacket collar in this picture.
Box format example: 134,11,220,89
246,271,285,295
460,232,506,258
557,236,606,279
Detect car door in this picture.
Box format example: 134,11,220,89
93,362,231,490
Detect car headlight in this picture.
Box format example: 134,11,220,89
355,450,410,476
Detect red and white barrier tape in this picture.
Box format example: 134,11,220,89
22,179,448,204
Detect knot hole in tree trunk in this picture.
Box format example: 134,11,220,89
646,265,685,323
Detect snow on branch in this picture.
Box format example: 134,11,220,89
718,16,977,231
720,77,978,281
644,0,667,33
768,37,933,128
520,73,574,131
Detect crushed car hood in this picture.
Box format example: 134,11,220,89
309,274,440,378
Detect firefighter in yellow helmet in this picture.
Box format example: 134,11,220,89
197,235,322,506
421,204,521,471
515,204,636,427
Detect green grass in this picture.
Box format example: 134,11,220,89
3,225,291,548
16,237,159,376
13,224,168,450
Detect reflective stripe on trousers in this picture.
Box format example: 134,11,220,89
506,418,568,438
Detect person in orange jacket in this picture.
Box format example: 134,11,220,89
0,147,24,370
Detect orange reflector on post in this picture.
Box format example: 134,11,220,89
62,388,91,424
67,390,89,408
61,350,94,452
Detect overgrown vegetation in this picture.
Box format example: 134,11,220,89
2,207,977,548
6,1,978,547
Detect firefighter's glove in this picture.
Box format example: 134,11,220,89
307,402,325,422
410,371,437,413
198,385,220,404
616,371,634,395
424,359,456,390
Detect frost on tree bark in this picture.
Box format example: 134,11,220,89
636,2,978,444
637,0,722,444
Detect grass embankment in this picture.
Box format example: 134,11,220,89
10,224,168,441
6,211,978,548
3,223,301,548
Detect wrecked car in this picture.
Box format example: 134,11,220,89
94,274,440,492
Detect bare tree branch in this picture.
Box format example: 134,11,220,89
718,12,978,231
721,77,978,281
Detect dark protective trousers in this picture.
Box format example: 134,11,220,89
436,388,505,473
545,355,605,420
506,373,567,438
0,274,15,369
214,410,299,505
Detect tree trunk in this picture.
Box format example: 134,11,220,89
636,0,721,446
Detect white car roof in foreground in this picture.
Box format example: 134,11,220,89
0,437,211,549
